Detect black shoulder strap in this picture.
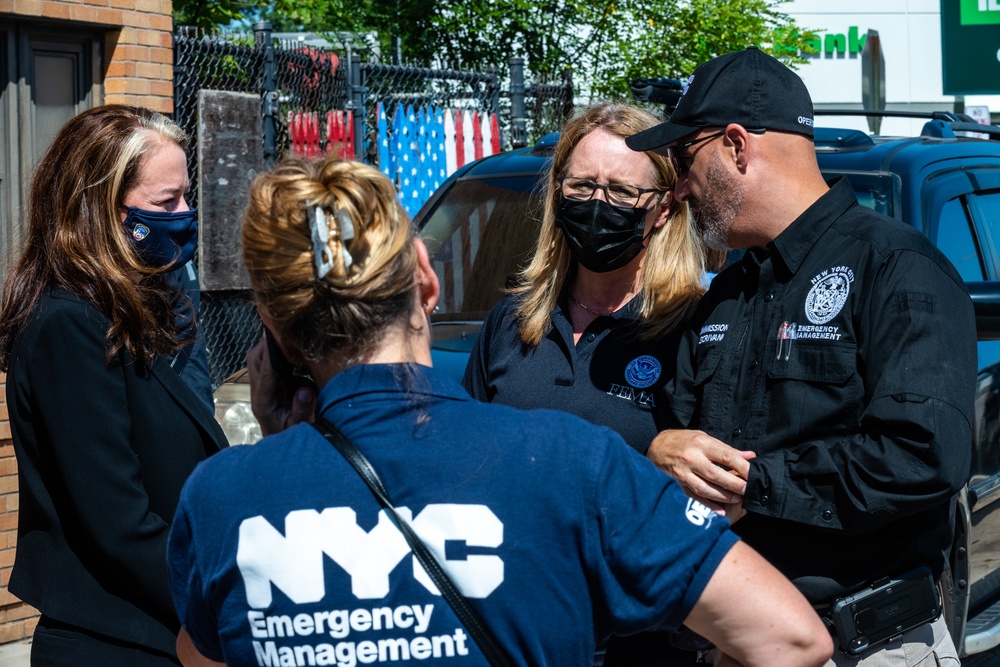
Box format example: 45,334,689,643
311,418,514,667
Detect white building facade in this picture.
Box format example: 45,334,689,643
784,0,1000,134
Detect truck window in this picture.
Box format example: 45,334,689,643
936,198,984,282
975,192,1000,279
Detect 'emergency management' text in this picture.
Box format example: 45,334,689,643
796,325,842,340
247,605,471,667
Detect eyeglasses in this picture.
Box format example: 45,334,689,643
667,130,725,176
558,176,668,208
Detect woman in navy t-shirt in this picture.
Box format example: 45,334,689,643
167,155,830,667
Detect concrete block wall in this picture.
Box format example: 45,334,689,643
0,0,177,647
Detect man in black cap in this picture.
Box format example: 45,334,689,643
627,47,974,665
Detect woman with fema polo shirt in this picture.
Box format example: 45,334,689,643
463,102,721,457
463,103,723,666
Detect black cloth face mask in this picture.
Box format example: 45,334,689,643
555,198,651,273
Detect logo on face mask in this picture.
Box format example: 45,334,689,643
123,207,198,269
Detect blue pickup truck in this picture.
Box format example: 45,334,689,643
414,111,1000,659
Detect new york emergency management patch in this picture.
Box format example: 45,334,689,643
805,266,855,324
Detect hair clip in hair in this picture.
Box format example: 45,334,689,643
309,204,336,280
333,209,356,272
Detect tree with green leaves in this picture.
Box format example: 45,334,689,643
173,0,815,99
173,0,247,31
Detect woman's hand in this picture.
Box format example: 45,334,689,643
648,429,753,503
247,337,317,436
176,628,225,667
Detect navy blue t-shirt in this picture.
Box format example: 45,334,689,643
168,364,737,666
464,294,681,453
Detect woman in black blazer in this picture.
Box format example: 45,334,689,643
0,105,228,666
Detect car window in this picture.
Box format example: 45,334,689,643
419,175,546,321
967,191,1000,374
829,172,894,218
936,198,985,282
975,191,1000,278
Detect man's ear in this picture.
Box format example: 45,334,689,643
413,238,440,314
725,123,753,172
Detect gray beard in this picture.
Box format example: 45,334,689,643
697,151,742,251
699,212,731,252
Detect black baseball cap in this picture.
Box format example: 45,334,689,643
626,47,814,152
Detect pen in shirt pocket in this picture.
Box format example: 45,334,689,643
775,321,797,361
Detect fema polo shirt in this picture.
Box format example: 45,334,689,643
464,294,681,454
668,178,976,604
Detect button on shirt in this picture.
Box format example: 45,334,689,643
667,178,976,603
464,294,681,453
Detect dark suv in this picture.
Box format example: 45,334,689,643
414,111,1000,658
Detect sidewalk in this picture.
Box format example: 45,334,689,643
0,638,30,665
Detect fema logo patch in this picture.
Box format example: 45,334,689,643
625,355,661,389
132,223,150,241
805,266,854,324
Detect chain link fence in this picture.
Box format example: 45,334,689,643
173,24,574,387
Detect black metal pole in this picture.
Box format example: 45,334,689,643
509,57,527,149
349,53,367,163
255,20,278,167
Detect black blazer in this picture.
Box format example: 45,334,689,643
7,287,227,657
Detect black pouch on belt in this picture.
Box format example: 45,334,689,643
829,566,941,656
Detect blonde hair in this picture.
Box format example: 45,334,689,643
513,102,724,346
242,156,418,362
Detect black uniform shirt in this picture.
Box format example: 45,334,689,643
464,293,681,453
669,178,976,603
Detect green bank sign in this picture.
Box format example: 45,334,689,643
943,0,1000,94
961,0,1000,25
806,26,867,56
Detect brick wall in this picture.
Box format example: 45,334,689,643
0,0,176,113
0,0,177,648
0,375,30,646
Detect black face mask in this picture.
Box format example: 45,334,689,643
555,198,650,273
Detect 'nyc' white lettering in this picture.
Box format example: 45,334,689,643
237,504,504,608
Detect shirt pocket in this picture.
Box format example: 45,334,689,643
693,345,726,386
689,346,727,420
766,339,860,437
768,339,857,384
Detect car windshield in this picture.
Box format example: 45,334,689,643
419,175,547,322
